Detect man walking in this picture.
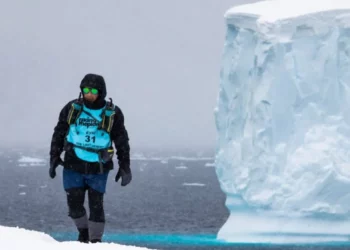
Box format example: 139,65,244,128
49,73,131,243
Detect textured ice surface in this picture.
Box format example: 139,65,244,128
215,0,350,243
0,226,149,249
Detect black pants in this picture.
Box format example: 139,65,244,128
66,187,105,223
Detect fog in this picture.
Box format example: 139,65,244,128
0,0,259,151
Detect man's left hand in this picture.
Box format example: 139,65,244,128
115,165,132,186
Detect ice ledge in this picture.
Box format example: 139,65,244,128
225,0,350,34
218,212,350,244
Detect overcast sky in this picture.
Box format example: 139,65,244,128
0,0,259,151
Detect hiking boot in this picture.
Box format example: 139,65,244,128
90,239,102,243
77,228,89,243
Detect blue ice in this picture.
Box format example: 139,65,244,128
215,0,350,244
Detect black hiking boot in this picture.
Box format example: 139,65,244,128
77,228,89,243
90,239,102,243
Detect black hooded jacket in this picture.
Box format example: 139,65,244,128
49,74,130,174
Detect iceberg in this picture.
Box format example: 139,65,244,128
215,0,350,244
17,156,46,167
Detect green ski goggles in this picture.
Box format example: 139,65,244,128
82,87,99,95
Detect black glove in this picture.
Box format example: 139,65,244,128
115,163,132,186
49,156,63,179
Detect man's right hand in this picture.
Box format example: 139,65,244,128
49,156,63,179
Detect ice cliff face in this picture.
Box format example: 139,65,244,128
215,0,350,243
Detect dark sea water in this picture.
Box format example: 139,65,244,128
0,148,349,250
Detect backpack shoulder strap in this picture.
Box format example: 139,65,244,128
67,98,83,125
101,98,116,133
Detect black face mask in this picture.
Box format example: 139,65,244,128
83,95,106,109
